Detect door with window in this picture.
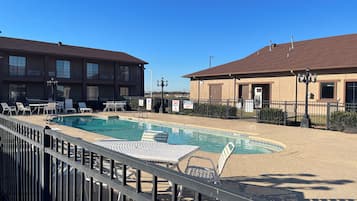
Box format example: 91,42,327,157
346,82,357,111
9,84,26,102
209,84,222,104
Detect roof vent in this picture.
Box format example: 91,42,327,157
269,40,272,51
58,41,63,46
290,35,294,50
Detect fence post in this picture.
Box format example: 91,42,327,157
326,102,331,130
284,101,287,125
240,99,243,119
41,127,51,201
226,99,229,118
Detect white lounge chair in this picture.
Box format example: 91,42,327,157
56,101,64,113
78,102,93,113
141,130,168,143
1,102,17,115
44,102,57,115
64,99,76,114
16,102,32,115
183,142,235,184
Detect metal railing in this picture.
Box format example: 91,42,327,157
0,115,255,201
125,97,357,129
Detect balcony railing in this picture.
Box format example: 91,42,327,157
0,115,255,201
8,65,43,77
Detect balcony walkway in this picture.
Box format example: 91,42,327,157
15,112,357,199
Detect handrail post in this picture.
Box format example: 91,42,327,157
326,102,331,130
41,127,51,201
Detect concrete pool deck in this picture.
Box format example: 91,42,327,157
15,112,357,199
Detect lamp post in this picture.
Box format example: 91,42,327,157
47,77,58,101
157,77,168,113
298,68,317,128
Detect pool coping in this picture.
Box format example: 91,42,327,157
60,113,286,153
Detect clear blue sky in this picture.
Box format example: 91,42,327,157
0,0,356,92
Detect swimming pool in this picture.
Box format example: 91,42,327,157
52,116,283,154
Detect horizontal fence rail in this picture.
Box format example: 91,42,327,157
0,115,257,201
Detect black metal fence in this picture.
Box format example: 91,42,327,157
125,97,357,130
0,115,255,201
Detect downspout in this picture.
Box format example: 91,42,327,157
290,70,298,123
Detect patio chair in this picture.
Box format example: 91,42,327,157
64,99,76,114
1,102,17,115
141,130,169,143
56,101,64,113
78,102,93,113
183,142,235,184
103,101,115,112
16,102,32,115
44,102,57,115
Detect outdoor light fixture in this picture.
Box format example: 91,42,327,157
157,77,168,113
298,68,317,128
47,77,58,101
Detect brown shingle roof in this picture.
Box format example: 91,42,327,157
184,34,357,78
0,36,148,64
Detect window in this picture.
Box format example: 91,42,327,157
57,85,71,100
9,84,26,102
87,86,99,101
56,60,70,78
320,82,335,99
120,87,129,96
119,66,130,81
9,56,26,76
87,63,99,79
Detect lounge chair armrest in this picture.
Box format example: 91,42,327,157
184,155,216,172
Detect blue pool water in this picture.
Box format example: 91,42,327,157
52,116,283,154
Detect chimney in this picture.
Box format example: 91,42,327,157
58,41,63,46
290,35,294,50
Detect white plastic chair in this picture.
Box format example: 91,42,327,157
1,103,17,115
103,101,115,112
16,102,32,115
64,99,76,113
183,142,235,184
78,102,93,113
44,102,57,115
141,130,168,143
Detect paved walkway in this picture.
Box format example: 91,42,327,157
15,112,357,199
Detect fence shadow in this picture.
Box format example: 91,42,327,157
222,173,354,200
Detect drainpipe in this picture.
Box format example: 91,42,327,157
290,70,298,123
197,78,200,104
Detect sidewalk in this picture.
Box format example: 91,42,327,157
112,112,357,199
15,112,357,199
